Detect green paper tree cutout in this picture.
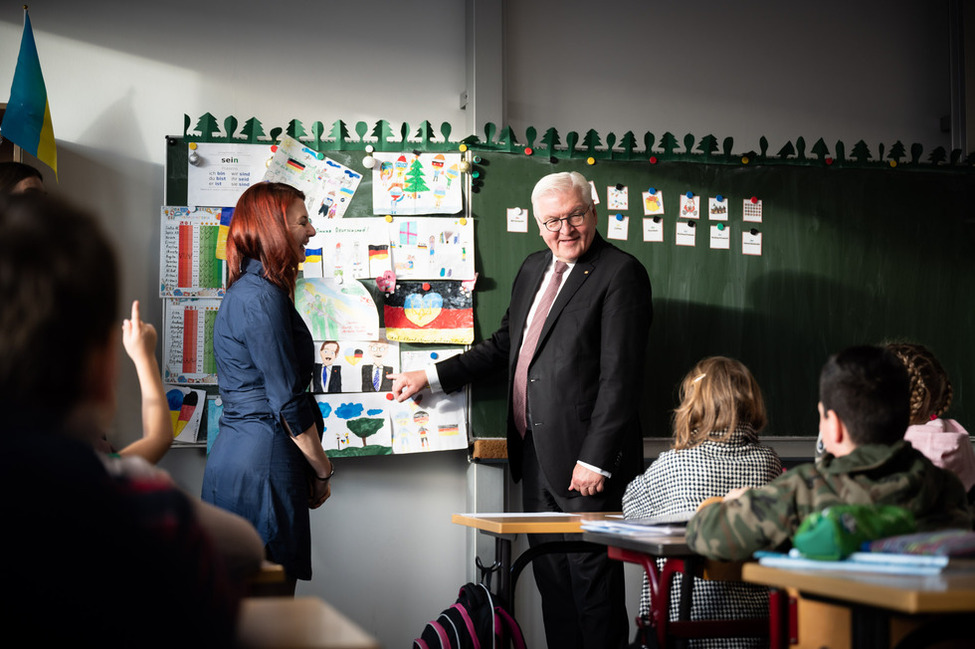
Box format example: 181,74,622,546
440,122,452,143
372,120,395,147
310,122,325,149
416,121,435,145
355,121,369,142
682,133,695,154
497,125,518,148
910,143,923,164
525,126,537,150
950,148,963,164
542,127,560,152
583,129,601,155
643,132,655,154
722,137,734,157
759,136,769,158
565,131,579,155
399,122,410,143
269,127,282,142
697,134,718,157
659,132,678,156
347,417,384,447
330,120,350,145
795,137,806,160
404,157,429,197
183,114,191,137
194,112,220,139
483,123,497,145
241,117,265,143
928,146,947,165
834,141,846,162
287,119,306,141
776,141,795,159
887,141,906,164
621,131,637,157
851,140,872,163
811,138,829,161
605,133,617,154
877,143,885,163
224,116,238,140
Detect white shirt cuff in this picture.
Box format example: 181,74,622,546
425,365,443,394
577,460,611,478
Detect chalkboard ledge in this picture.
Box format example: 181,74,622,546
472,438,508,460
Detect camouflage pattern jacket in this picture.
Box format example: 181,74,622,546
686,440,973,561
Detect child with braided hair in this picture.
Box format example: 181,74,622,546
886,342,975,503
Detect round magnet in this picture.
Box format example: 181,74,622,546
686,191,693,199
270,145,278,153
385,215,393,223
458,144,468,152
648,187,657,195
615,213,624,221
716,194,724,202
649,156,658,164
717,223,725,231
365,145,375,154
525,147,533,156
750,228,759,235
889,160,897,168
586,157,596,165
422,282,431,291
472,155,481,163
385,393,394,401
362,155,376,169
188,142,198,150
750,196,758,204
741,156,750,165
459,217,467,225
549,156,558,164
430,352,439,360
826,157,834,166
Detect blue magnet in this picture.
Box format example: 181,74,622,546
648,187,657,195
430,352,439,360
686,191,694,199
615,213,624,221
716,194,724,202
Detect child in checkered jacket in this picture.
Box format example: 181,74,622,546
622,356,782,649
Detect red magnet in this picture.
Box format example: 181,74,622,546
525,147,533,156
422,282,431,291
750,196,758,204
649,156,658,164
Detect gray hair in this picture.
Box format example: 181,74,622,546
530,171,594,212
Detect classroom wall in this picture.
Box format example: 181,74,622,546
0,2,960,647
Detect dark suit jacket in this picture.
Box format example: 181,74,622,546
361,364,393,392
312,364,342,393
437,233,652,503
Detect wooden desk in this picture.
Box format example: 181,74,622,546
743,562,975,649
451,512,618,605
237,597,380,649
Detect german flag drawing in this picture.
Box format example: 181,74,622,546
383,280,473,344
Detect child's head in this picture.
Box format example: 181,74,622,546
819,345,909,447
885,342,952,425
0,194,119,429
672,356,767,449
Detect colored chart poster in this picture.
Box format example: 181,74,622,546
388,216,475,280
390,348,468,454
263,135,362,219
186,142,271,208
316,393,393,457
304,218,391,281
372,152,463,215
165,386,206,443
383,280,474,344
308,335,400,395
159,206,227,297
163,298,220,384
294,278,380,341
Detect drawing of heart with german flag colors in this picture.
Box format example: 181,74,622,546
383,280,474,344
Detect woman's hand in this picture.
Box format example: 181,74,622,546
308,470,332,509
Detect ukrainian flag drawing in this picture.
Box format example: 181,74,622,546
1,10,57,177
304,248,323,263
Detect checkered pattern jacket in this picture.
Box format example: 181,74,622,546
622,425,782,649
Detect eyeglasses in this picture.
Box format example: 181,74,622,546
542,208,589,232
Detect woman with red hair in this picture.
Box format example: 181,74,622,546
202,182,333,594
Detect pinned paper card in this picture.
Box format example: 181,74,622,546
710,223,731,250
264,135,363,219
507,207,529,233
607,214,629,241
308,334,400,394
159,206,226,297
163,298,220,384
708,196,729,221
295,277,380,341
384,280,474,344
372,152,463,215
743,198,763,223
589,181,600,204
643,217,664,243
743,229,763,256
186,142,271,208
305,218,391,281
165,386,206,443
391,348,469,454
316,393,393,457
388,216,475,280
679,193,700,219
607,185,628,211
676,221,697,247
642,191,664,216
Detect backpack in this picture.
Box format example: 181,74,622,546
413,582,527,649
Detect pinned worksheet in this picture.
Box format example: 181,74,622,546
372,152,463,215
162,298,221,384
507,207,529,233
390,348,469,454
743,229,763,256
383,280,474,345
743,197,763,223
607,185,628,211
305,218,391,281
642,190,664,216
679,193,700,219
643,217,664,243
388,216,475,280
710,223,731,249
676,221,697,246
607,214,629,240
264,135,363,219
316,393,393,457
159,206,227,297
294,277,380,341
708,196,729,221
186,142,270,208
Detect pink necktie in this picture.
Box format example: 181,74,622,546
513,261,568,437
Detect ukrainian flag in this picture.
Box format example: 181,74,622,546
304,248,323,263
1,10,57,177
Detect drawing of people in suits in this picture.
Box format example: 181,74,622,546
311,341,342,393
389,171,652,649
361,339,393,392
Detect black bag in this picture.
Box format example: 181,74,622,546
413,582,527,649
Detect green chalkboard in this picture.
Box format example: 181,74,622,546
165,137,975,440
466,154,975,439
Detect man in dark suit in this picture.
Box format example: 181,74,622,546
311,340,342,393
391,171,652,649
361,339,394,392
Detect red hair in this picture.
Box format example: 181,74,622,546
226,182,306,295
